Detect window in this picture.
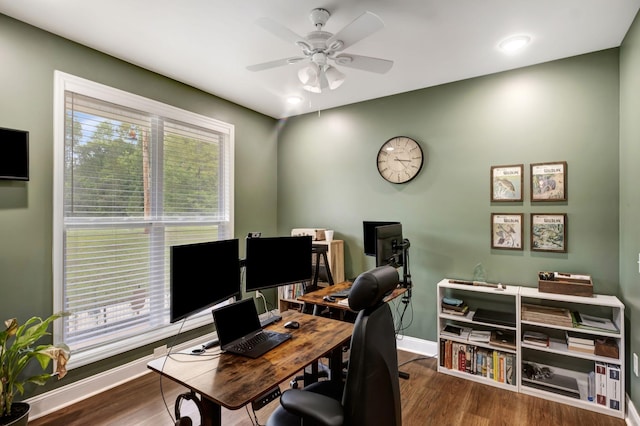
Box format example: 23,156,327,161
53,72,234,367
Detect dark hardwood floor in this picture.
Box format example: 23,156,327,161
30,350,625,426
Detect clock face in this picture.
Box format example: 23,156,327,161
376,136,424,184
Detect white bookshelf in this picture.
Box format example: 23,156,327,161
436,278,625,419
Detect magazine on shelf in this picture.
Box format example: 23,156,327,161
573,312,618,332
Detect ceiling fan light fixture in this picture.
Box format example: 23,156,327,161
324,65,345,90
298,63,323,93
298,63,319,85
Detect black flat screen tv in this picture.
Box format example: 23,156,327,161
0,127,29,181
363,221,400,256
170,239,241,323
245,235,313,292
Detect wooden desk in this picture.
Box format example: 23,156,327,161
147,310,352,426
297,281,408,313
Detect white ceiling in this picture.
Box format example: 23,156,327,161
1,1,639,119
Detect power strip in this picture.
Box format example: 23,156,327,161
251,386,282,411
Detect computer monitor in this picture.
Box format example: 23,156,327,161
363,221,400,256
375,223,404,267
244,235,313,292
170,239,241,323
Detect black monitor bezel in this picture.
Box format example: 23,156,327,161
244,235,313,292
170,238,241,323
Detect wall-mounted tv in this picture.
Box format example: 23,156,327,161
0,127,29,181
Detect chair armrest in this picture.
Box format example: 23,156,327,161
280,389,344,426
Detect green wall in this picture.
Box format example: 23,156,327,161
620,11,640,410
277,50,620,342
0,14,278,389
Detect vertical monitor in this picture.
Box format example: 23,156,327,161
375,223,404,267
363,221,400,256
245,236,313,292
0,127,29,181
170,239,241,323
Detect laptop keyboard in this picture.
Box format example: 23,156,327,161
230,331,269,353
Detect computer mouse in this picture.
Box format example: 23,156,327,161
284,320,300,329
323,295,336,303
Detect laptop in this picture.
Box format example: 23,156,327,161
212,298,292,358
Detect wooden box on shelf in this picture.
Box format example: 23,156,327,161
595,337,619,359
538,272,593,297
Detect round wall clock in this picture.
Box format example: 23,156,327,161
376,136,424,184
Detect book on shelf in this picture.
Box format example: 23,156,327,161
441,324,472,340
490,329,516,350
567,342,595,354
441,298,469,315
522,331,550,347
565,330,595,346
607,364,621,410
441,324,462,336
595,362,607,406
572,312,618,332
521,304,573,327
469,330,491,342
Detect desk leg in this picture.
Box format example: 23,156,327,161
328,346,344,382
200,398,222,426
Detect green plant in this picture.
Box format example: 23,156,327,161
0,313,70,418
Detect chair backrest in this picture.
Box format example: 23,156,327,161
343,265,402,426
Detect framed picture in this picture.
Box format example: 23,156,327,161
531,213,567,252
491,213,523,250
530,161,567,201
491,164,523,202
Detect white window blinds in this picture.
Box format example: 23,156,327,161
54,72,234,367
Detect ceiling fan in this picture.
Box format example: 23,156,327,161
247,8,394,93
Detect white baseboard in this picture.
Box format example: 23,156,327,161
628,394,639,426
396,335,437,357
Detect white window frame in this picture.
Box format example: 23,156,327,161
53,71,234,368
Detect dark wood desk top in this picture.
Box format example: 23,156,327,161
147,310,352,410
297,281,408,311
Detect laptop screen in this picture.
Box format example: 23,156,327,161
212,298,262,347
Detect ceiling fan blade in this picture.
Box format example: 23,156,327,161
334,54,393,74
247,57,307,72
255,17,306,47
327,11,384,51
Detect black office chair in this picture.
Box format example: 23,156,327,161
267,265,402,426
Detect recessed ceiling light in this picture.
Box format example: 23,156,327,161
286,96,303,105
498,35,531,53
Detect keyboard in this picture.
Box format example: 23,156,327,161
231,332,268,353
226,331,292,358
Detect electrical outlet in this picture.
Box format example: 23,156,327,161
153,345,167,357
634,353,638,377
